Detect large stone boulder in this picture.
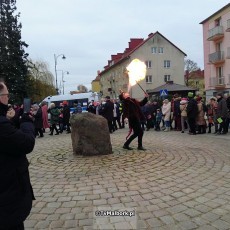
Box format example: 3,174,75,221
70,113,112,156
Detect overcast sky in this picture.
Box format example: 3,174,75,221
16,0,229,94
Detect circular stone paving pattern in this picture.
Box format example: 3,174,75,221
26,130,230,229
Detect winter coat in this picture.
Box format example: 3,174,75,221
62,105,70,123
145,103,159,120
101,100,114,121
121,96,148,127
180,104,188,117
196,102,206,126
33,107,43,129
49,107,60,125
173,99,181,117
226,96,230,111
0,103,35,228
187,98,198,118
42,104,49,129
162,102,171,121
216,97,228,118
87,104,96,114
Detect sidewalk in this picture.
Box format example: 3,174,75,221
25,128,230,229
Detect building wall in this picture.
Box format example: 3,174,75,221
129,33,185,99
99,33,186,100
100,60,130,99
91,80,101,93
202,5,230,100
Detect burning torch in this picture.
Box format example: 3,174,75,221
126,58,149,96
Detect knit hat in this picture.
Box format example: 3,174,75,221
188,92,194,98
180,98,188,104
210,97,217,101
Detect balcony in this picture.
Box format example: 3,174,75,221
207,26,224,41
209,51,225,64
209,76,226,89
226,19,230,32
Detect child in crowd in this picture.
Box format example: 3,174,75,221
155,109,162,131
180,98,189,133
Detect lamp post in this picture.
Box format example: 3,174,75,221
54,54,66,95
62,71,69,95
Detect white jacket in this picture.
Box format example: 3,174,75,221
162,102,171,121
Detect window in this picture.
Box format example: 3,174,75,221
145,60,152,68
151,47,157,54
158,47,164,54
164,60,171,68
164,75,171,82
216,66,224,84
146,75,152,83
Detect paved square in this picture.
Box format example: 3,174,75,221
25,128,230,229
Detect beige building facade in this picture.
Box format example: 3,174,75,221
99,32,186,100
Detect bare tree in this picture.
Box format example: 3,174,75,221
184,59,199,86
77,84,88,93
27,59,56,102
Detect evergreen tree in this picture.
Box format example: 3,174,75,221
0,0,29,103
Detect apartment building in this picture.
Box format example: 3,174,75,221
98,31,186,99
91,71,101,93
200,3,230,99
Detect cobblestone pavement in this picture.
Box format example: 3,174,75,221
25,128,230,230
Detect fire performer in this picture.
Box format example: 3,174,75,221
119,90,149,150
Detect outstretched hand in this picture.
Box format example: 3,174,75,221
145,93,149,98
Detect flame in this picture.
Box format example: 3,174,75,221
126,59,146,87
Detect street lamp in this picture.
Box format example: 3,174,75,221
54,54,66,95
62,71,69,95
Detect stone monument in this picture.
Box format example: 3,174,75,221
70,112,112,156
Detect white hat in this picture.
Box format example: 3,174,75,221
180,100,188,104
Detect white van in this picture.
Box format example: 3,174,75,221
41,92,100,113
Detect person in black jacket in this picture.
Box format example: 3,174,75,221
62,101,71,133
224,93,230,133
216,93,228,134
32,103,44,137
101,96,114,133
186,92,198,135
0,82,35,230
119,90,148,150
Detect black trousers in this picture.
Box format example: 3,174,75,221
50,124,59,134
218,117,226,133
0,222,24,230
188,117,196,134
224,117,229,133
124,121,143,147
107,120,114,133
113,116,122,129
35,128,44,137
